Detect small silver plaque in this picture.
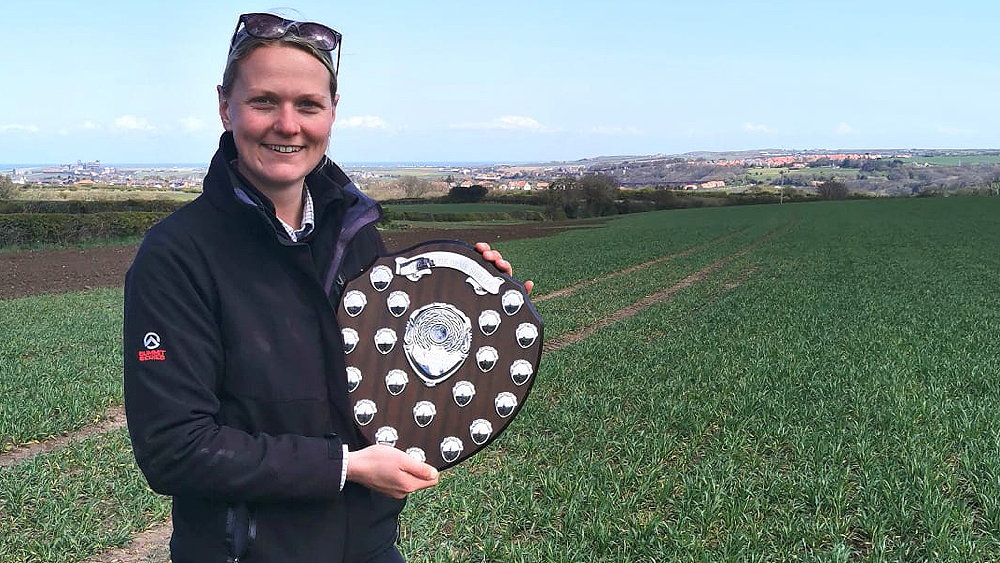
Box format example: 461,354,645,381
387,291,410,317
452,380,476,407
440,436,464,463
346,366,361,393
374,328,397,354
413,400,437,427
476,346,499,372
342,328,359,354
375,426,398,447
370,265,393,291
470,419,493,445
385,369,408,396
406,447,426,463
516,323,539,348
478,310,501,335
343,290,367,317
354,399,377,426
502,290,524,315
495,392,517,418
510,360,533,386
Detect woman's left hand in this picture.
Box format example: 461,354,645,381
475,242,534,294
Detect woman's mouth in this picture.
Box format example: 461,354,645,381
265,144,303,154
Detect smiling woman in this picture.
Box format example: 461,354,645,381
122,11,520,563
123,12,436,563
218,44,337,226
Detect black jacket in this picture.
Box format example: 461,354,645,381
124,133,404,562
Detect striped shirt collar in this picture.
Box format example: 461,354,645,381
234,185,316,242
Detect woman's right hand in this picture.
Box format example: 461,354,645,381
346,445,439,499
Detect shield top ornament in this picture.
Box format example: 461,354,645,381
337,240,543,470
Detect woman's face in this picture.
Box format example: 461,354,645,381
218,44,336,195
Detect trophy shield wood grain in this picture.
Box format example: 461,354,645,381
337,240,543,470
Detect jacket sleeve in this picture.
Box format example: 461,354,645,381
123,227,346,503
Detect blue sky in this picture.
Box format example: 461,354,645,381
1,0,998,164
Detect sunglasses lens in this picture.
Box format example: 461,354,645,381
243,13,288,39
298,23,339,50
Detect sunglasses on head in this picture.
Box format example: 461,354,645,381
231,13,342,72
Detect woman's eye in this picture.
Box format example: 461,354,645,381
249,97,276,108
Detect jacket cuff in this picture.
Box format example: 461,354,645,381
325,434,348,491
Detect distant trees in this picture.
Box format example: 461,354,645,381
544,174,619,219
0,175,16,200
816,179,850,200
447,184,488,203
393,176,434,198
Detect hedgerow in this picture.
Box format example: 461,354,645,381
0,212,168,247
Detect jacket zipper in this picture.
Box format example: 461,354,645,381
226,504,255,563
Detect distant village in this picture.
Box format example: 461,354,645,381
7,160,205,189
3,149,991,195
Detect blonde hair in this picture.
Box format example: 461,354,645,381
221,32,338,98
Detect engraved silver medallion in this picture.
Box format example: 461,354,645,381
387,291,410,317
510,360,533,386
413,400,437,428
342,328,359,354
476,346,499,372
516,323,539,348
354,399,377,426
346,366,361,393
385,369,408,396
369,265,393,291
470,419,493,445
452,380,476,407
502,290,524,315
478,309,501,335
440,436,464,463
343,290,367,317
403,303,471,386
374,328,397,354
375,426,398,447
495,392,517,418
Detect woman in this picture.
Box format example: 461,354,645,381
124,12,525,562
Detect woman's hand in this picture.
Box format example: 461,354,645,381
346,445,439,499
475,242,534,294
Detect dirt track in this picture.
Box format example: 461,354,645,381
0,223,585,301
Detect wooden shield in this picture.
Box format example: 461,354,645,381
337,240,542,470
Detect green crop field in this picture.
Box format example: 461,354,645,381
3,196,1000,561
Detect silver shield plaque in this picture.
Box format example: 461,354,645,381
337,241,542,470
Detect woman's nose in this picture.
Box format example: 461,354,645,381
273,106,300,136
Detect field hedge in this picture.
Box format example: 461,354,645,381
0,199,186,214
0,212,168,247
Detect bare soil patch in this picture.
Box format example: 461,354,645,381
0,221,590,300
0,406,127,468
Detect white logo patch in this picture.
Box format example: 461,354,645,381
143,332,161,350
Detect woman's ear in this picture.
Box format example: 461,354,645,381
217,85,232,131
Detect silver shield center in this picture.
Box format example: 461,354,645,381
403,302,472,386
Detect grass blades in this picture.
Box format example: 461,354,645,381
0,429,170,563
0,289,124,451
4,197,1000,561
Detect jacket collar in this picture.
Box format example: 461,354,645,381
202,132,358,235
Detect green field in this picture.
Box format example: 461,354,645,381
384,202,544,214
904,155,1000,166
3,197,1000,561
